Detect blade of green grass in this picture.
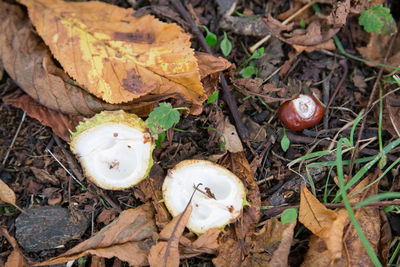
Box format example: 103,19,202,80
354,192,400,209
333,138,400,203
336,138,382,267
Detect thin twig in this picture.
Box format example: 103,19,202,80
169,0,249,142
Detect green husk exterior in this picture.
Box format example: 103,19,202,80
71,110,147,142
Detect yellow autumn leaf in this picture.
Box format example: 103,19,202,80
18,0,205,107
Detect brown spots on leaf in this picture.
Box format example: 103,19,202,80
122,69,147,94
113,30,155,44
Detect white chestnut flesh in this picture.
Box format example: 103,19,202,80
162,160,246,234
70,110,154,190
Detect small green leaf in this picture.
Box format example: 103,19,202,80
383,205,400,213
359,4,396,34
239,65,257,78
155,132,166,148
281,208,298,225
202,26,217,46
281,129,290,152
146,102,181,135
299,19,306,29
206,90,219,105
220,31,232,57
77,257,86,265
251,47,264,60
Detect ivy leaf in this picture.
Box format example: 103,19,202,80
359,4,396,35
202,26,217,47
281,208,298,225
146,102,181,135
220,32,232,57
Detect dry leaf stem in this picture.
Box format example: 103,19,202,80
169,0,249,143
262,200,400,219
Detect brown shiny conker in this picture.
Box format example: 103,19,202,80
277,94,324,131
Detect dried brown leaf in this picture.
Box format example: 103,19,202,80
0,2,134,116
301,176,388,266
299,184,348,261
1,227,26,267
18,0,205,110
214,152,261,266
382,85,400,138
1,2,228,117
269,221,296,267
356,33,400,73
148,204,193,267
135,164,170,229
3,94,83,142
0,179,25,214
264,0,350,48
36,203,156,266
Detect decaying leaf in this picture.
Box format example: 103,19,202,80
269,221,296,267
301,176,390,266
36,203,156,266
0,1,140,116
299,184,348,261
148,204,193,267
264,0,350,48
3,94,83,142
213,152,261,266
241,218,293,267
356,32,400,72
216,117,243,153
18,0,205,108
0,179,25,214
1,1,230,117
0,227,26,267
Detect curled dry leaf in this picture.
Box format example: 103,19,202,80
299,184,348,261
269,221,296,267
18,0,205,110
36,203,156,267
0,1,139,116
356,32,400,73
213,152,261,266
3,94,83,142
1,1,230,117
0,179,25,214
301,175,389,266
148,204,193,267
264,0,350,48
0,227,26,267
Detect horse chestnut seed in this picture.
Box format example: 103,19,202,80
278,94,324,131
